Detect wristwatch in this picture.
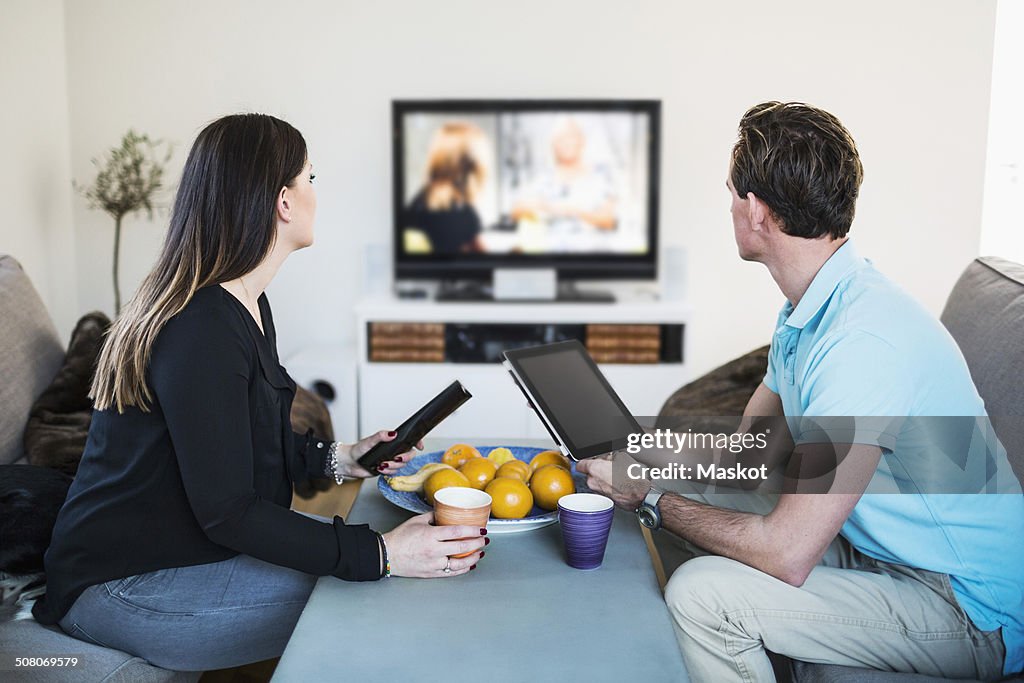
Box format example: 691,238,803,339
636,487,665,530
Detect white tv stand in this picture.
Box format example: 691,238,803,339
355,296,691,441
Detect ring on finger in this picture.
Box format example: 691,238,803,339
442,557,451,574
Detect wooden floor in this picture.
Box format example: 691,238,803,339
197,480,363,683
199,657,279,683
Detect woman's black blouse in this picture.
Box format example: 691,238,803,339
33,286,380,625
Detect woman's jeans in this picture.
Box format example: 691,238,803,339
57,552,317,671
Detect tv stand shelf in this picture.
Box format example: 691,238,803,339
355,296,690,440
435,280,616,303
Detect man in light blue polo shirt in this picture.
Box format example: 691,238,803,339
579,102,1023,681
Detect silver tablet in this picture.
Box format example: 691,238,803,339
503,340,641,461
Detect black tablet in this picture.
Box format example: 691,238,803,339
503,340,642,461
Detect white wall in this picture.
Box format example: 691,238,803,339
60,0,997,382
0,0,77,341
981,0,1024,263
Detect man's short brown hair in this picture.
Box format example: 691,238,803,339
730,102,864,240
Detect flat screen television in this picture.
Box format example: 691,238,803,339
392,99,660,289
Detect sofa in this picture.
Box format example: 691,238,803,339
0,255,202,682
659,256,1024,682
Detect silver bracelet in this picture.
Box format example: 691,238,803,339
378,532,391,578
327,441,345,485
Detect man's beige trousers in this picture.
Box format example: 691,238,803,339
653,487,1006,682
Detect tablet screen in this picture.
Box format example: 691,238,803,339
505,341,640,459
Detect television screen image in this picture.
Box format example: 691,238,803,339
397,103,655,260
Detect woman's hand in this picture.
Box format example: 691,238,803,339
381,513,487,578
333,430,424,479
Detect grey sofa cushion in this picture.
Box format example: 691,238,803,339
0,256,64,466
0,618,200,682
940,256,1024,483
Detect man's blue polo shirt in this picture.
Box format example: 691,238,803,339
763,240,1024,675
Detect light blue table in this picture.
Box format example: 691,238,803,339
273,477,688,683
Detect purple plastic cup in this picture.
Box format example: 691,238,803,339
558,493,615,570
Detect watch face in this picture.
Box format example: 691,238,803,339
638,506,658,529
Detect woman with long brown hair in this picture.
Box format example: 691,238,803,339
403,121,489,253
32,114,486,671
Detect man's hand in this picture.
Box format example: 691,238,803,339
575,454,650,510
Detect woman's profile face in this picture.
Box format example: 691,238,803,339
282,160,317,249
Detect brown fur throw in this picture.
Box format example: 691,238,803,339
659,345,770,419
24,312,335,480
291,385,334,443
24,312,110,476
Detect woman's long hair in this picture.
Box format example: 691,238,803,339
91,113,307,413
424,122,489,210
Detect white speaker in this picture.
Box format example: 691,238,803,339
661,246,688,302
283,343,358,442
362,243,390,297
493,268,557,300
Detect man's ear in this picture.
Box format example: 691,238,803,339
747,192,770,233
276,186,292,223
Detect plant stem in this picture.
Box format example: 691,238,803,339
113,214,122,313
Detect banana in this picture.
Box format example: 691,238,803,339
386,463,454,492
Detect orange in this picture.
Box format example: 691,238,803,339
459,457,497,490
529,450,571,473
530,465,575,511
496,459,531,483
442,443,482,468
485,477,534,519
486,447,516,467
423,469,471,505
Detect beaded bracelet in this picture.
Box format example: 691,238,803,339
377,532,391,579
326,442,344,486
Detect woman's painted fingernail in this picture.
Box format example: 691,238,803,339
388,431,397,437
480,551,486,558
479,528,487,536
377,464,386,471
470,564,477,570
484,537,490,545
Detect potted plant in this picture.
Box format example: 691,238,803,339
75,130,172,312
